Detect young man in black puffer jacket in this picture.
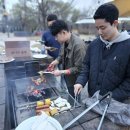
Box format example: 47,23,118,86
74,3,130,102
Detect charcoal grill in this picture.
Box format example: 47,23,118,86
11,74,80,126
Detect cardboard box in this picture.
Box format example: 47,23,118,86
5,37,31,58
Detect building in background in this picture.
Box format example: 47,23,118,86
74,0,130,35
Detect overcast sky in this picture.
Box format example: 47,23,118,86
6,0,113,11
73,0,113,10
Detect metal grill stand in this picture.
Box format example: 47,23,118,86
63,92,112,130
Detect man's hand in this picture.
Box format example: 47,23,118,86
45,46,58,52
74,84,83,95
47,60,59,71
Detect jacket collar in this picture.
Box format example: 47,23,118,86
100,31,130,49
65,33,74,50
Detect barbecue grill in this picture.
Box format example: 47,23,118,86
10,74,80,126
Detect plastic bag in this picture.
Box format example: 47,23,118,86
84,91,130,126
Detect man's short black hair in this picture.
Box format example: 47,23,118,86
50,20,69,36
47,14,57,22
93,3,119,25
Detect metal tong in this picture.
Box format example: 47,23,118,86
73,94,78,108
97,92,112,130
63,92,112,130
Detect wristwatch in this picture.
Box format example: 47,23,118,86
61,70,65,75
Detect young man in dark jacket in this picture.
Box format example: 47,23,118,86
74,3,130,102
48,20,87,97
42,14,60,59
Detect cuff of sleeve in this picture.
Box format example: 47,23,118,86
66,69,71,75
75,81,86,88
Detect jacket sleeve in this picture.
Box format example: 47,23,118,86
42,31,48,46
56,45,63,63
68,43,87,74
112,58,130,101
75,45,90,87
42,32,46,42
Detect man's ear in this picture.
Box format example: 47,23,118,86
61,30,66,35
113,20,119,27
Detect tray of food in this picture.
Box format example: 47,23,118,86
35,97,72,116
32,54,47,59
0,55,15,63
35,92,81,115
15,93,80,123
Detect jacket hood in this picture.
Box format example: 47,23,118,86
100,31,130,49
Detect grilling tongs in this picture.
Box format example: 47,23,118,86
63,92,112,130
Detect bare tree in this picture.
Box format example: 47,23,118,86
11,0,38,31
79,0,106,18
11,0,80,31
33,0,76,29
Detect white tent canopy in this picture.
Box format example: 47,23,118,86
75,18,95,24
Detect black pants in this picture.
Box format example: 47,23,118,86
67,86,75,98
67,86,81,102
63,75,81,102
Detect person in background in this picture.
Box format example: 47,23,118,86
48,20,87,98
42,14,60,59
74,3,130,102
